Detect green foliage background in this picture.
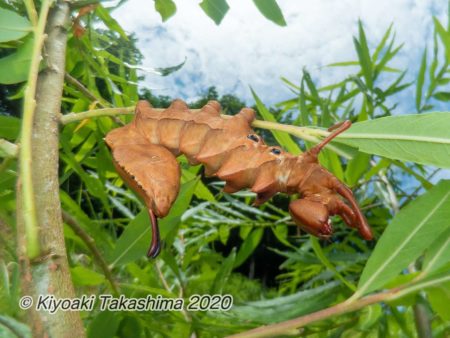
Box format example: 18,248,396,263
0,1,449,337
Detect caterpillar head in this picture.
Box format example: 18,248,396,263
287,121,373,240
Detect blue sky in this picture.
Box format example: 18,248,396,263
112,0,447,110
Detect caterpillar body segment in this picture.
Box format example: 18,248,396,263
105,99,372,258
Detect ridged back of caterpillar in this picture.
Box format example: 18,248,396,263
132,100,302,195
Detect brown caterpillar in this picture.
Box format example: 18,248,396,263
105,99,373,258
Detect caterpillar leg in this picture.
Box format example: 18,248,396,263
106,129,180,258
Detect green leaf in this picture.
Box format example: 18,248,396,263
153,58,186,76
0,116,20,140
154,0,177,22
310,237,356,291
0,315,32,338
427,281,450,321
88,311,120,338
234,228,263,268
71,266,105,286
422,227,450,276
229,282,341,324
109,179,198,267
434,17,450,62
210,248,236,294
199,0,229,25
251,88,302,155
0,8,32,43
345,152,370,186
354,21,374,89
0,37,33,84
336,113,450,169
416,48,427,111
252,0,287,27
355,180,450,297
433,91,450,102
95,5,128,40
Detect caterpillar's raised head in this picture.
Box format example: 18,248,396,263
286,121,373,240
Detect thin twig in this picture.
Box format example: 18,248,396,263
64,72,109,107
64,72,124,125
59,106,346,154
20,0,54,259
62,210,119,295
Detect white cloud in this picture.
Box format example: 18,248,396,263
111,0,446,106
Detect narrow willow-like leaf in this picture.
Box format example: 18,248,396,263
95,5,128,40
109,179,198,267
252,0,287,26
422,227,450,276
310,237,356,291
433,17,450,62
355,180,450,297
416,48,427,112
251,88,302,155
234,228,263,268
355,21,373,90
210,248,236,294
336,113,450,169
199,0,229,25
226,282,340,324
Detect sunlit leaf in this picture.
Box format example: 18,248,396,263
154,0,177,22
416,48,427,111
199,0,229,25
354,21,373,90
434,17,450,62
336,113,450,169
251,88,302,155
252,0,287,26
355,180,450,297
422,227,450,276
95,5,128,40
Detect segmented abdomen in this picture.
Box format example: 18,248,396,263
134,99,297,196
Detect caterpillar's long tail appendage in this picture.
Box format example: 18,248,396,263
309,120,352,157
147,210,161,258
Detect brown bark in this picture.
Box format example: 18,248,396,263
18,1,86,337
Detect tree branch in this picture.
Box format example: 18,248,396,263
19,0,53,260
227,274,450,338
17,1,86,337
62,210,119,296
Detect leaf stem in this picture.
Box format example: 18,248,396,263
20,0,54,259
23,0,38,26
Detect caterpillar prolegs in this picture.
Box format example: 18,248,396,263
105,99,373,258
